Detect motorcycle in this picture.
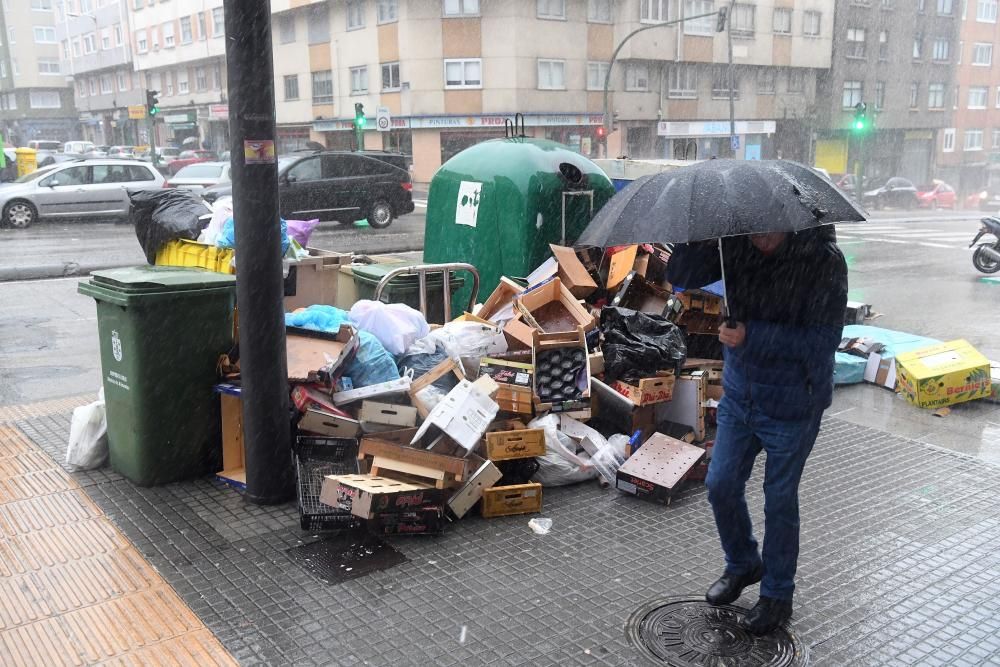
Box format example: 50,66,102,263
970,216,1000,274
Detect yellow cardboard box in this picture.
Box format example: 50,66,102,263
895,340,991,409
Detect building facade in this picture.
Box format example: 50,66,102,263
935,0,1000,195
815,0,961,184
127,0,228,150
56,0,144,146
0,0,77,146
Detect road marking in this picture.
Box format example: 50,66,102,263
916,242,960,249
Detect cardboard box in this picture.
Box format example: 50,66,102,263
549,244,598,298
286,325,359,384
515,278,596,335
408,357,467,419
611,272,678,318
370,506,447,535
359,401,418,431
484,428,546,461
478,357,534,415
988,360,1000,405
590,378,656,438
447,459,503,518
606,245,638,290
863,353,897,390
895,340,992,409
481,482,543,518
655,373,708,441
299,407,362,439
615,434,705,504
359,437,472,486
503,315,537,351
478,277,525,323
322,474,446,520
531,327,592,417
284,248,351,312
333,376,412,406
216,388,245,489
610,372,676,406
291,385,340,414
411,380,500,453
845,301,871,325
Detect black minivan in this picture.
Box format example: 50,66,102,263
202,151,414,229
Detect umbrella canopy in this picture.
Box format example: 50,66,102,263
576,159,866,248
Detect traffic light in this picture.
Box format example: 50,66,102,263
146,89,160,117
596,125,606,139
716,7,728,32
853,102,868,132
354,103,367,129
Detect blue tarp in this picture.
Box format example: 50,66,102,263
834,325,940,385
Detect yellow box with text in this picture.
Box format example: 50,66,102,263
895,340,991,409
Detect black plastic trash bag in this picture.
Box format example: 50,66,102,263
129,188,211,263
600,307,687,383
396,342,458,392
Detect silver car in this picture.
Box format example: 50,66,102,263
165,161,231,194
0,159,165,228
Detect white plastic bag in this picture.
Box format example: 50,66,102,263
349,300,430,356
591,434,630,486
528,414,597,486
198,196,234,246
66,389,108,471
414,321,508,375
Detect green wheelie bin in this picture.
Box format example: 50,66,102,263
78,266,237,486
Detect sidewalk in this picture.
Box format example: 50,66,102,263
3,396,1000,665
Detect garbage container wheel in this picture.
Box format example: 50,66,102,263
367,200,395,230
4,199,37,229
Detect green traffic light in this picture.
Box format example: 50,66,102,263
150,106,158,116
356,116,367,128
855,120,865,130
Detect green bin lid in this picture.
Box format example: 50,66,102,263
89,265,237,293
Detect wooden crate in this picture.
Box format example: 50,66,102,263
484,428,546,461
481,483,543,518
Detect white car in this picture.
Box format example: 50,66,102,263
63,141,96,155
0,159,165,228
165,161,231,194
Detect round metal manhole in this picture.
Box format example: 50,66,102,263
625,597,807,666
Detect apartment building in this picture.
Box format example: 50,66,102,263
0,0,77,145
127,0,228,150
935,0,1000,194
815,0,961,184
268,0,835,182
56,0,144,146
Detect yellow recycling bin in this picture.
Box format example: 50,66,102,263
15,147,37,177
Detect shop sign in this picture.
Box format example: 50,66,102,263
657,120,776,137
209,104,229,118
127,105,147,120
164,111,197,125
314,113,604,132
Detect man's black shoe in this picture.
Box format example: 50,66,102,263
704,563,763,605
740,596,793,635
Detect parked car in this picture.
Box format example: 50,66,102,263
836,173,858,198
915,181,957,209
63,141,96,155
168,149,219,175
157,147,182,164
36,151,80,168
292,148,412,174
107,145,136,158
27,140,62,152
165,161,231,194
0,159,164,228
970,189,1000,212
201,151,414,228
862,177,919,210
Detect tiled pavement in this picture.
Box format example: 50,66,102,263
9,400,1000,666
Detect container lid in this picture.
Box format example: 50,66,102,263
89,265,237,293
351,263,465,288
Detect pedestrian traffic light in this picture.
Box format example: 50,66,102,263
146,89,159,117
596,125,606,139
716,7,728,32
354,103,367,129
853,102,868,132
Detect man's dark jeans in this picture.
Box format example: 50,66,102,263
706,396,824,600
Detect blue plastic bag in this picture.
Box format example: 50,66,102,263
285,305,400,388
218,216,290,254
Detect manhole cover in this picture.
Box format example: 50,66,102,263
625,597,807,666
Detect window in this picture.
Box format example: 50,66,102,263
668,64,697,98
928,82,945,108
846,28,866,58
180,17,192,44
969,86,988,108
212,7,224,36
278,14,295,43
625,63,649,91
38,59,60,75
311,70,334,103
195,66,207,91
33,26,56,43
942,128,955,151
163,22,175,48
444,58,482,88
151,27,160,51
587,61,610,91
61,40,69,58
972,43,993,65
29,90,61,108
803,10,821,36
287,157,322,182
913,33,923,59
77,80,85,97
964,129,984,151
98,28,109,50
198,12,207,40
589,0,612,22
712,67,739,99
73,37,82,56
377,0,398,23
772,8,791,35
937,0,953,13
443,0,480,16
381,62,400,90
953,84,960,108
909,82,919,108
787,69,804,93
684,0,716,36
0,92,15,110
347,0,364,28
31,0,53,8
731,4,755,36
538,0,566,19
538,59,566,89
350,66,368,94
83,32,96,53
114,23,123,46
878,31,888,60
165,73,173,96
41,166,89,186
100,74,112,94
875,81,885,109
842,80,863,108
757,68,775,94
932,38,950,61
117,71,127,91
89,78,97,95
177,69,189,94
212,63,222,89
992,129,1000,149
641,0,669,22
284,74,299,100
309,5,330,43
978,0,999,21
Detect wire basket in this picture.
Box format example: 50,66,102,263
295,436,361,531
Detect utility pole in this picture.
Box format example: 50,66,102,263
726,1,737,157
223,0,293,505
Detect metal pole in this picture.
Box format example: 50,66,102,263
727,0,736,157
223,0,293,505
718,237,735,327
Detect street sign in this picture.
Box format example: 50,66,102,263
376,106,391,132
128,105,147,120
730,135,740,151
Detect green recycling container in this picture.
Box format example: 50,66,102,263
78,266,237,486
351,263,466,324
